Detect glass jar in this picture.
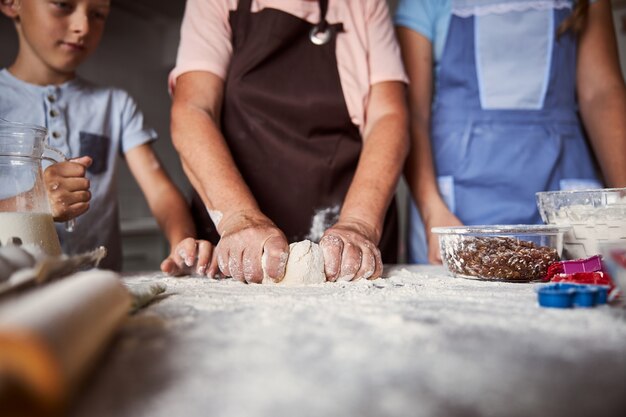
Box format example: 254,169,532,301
0,119,66,255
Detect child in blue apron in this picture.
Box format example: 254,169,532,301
395,0,626,263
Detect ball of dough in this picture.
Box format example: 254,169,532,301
262,240,326,285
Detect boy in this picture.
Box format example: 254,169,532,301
0,0,214,275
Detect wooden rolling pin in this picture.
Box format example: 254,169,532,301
0,269,131,416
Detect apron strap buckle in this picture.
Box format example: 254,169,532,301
309,24,333,46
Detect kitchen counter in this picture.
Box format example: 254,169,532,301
71,265,626,417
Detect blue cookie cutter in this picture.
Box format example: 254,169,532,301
537,283,609,308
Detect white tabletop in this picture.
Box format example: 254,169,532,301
71,265,626,417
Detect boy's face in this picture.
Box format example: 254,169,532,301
2,0,111,75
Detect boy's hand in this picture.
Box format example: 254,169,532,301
44,156,92,222
161,238,217,277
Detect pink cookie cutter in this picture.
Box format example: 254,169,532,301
560,255,604,274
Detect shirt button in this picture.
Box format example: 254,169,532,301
49,109,59,118
47,95,56,103
52,131,61,139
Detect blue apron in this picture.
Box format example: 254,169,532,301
408,0,602,263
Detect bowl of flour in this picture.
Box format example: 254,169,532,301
536,188,626,260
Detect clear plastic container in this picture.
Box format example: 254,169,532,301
536,188,626,260
431,225,569,282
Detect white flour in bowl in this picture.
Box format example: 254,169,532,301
548,202,626,259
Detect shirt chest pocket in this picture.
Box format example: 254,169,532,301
79,132,110,175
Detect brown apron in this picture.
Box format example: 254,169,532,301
191,0,398,262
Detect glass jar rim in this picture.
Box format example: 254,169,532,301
0,118,47,135
431,224,570,235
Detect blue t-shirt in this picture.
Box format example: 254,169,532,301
0,69,156,271
394,0,592,68
394,0,451,69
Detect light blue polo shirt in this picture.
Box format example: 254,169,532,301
0,69,156,271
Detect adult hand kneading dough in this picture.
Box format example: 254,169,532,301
262,240,326,285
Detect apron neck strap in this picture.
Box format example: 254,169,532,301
237,0,329,29
234,0,253,48
318,0,329,31
238,0,253,12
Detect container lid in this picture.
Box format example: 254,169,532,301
536,187,626,198
431,224,570,236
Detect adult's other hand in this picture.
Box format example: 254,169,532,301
320,218,382,282
216,210,288,284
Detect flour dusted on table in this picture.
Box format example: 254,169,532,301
262,240,326,285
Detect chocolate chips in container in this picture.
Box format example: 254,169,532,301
432,225,569,282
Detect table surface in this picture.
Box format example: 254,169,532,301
71,265,626,417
